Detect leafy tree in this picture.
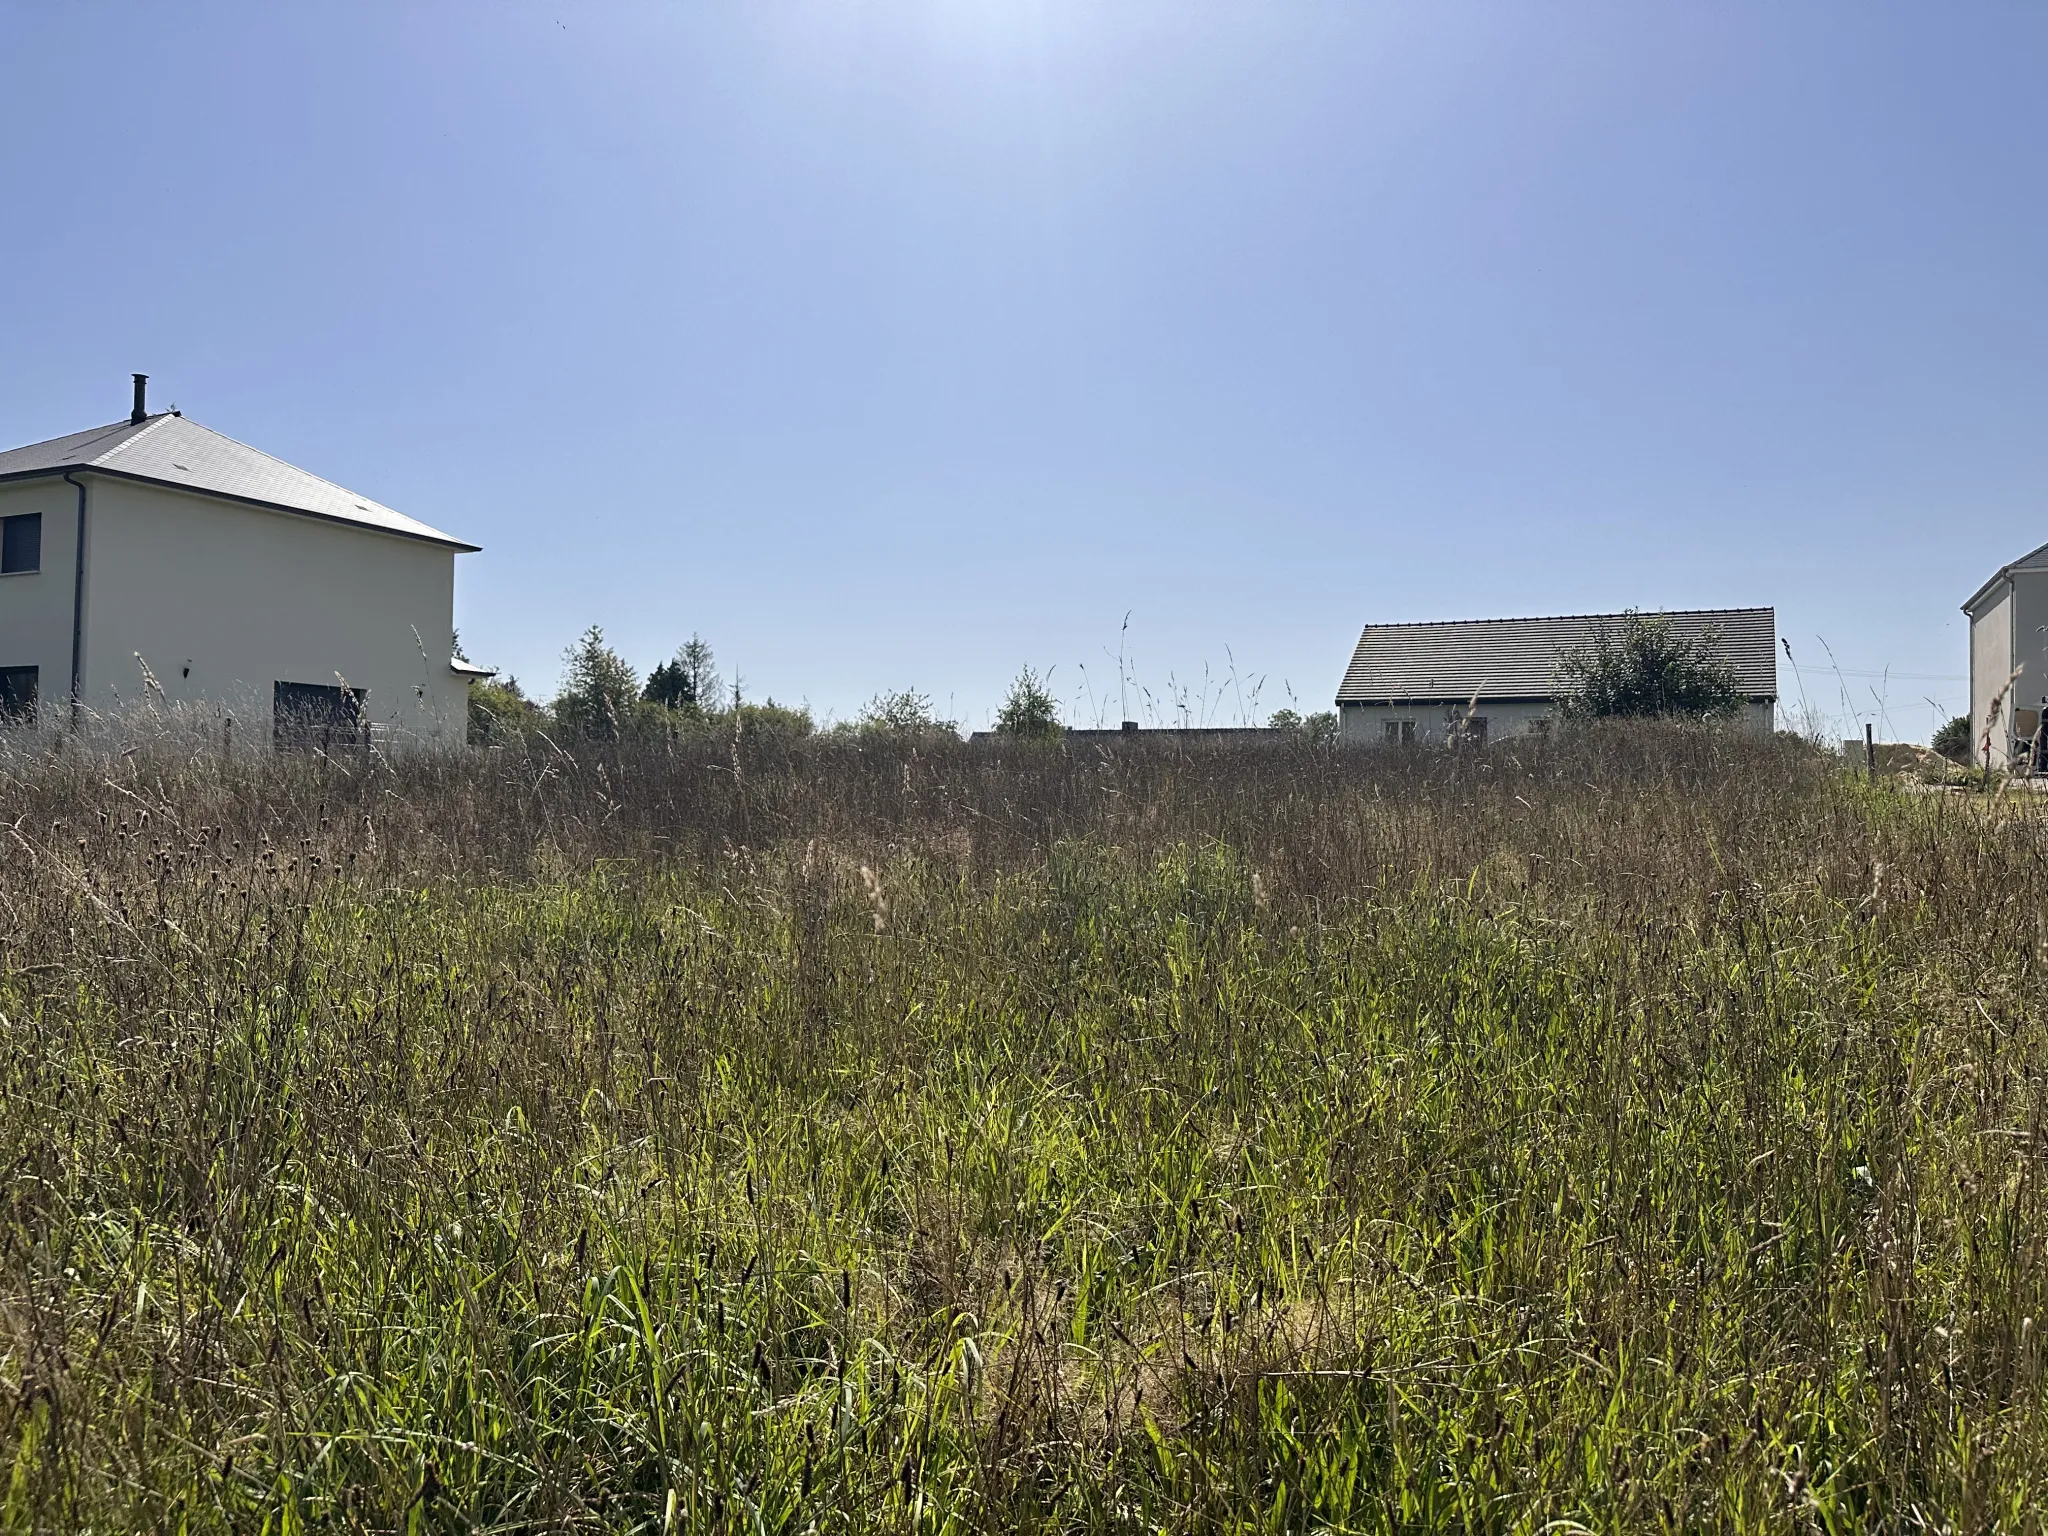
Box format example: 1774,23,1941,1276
644,636,720,716
853,689,956,738
551,625,640,741
467,676,541,745
1932,714,1972,763
994,667,1062,739
1270,708,1337,744
1556,611,1742,721
728,699,814,741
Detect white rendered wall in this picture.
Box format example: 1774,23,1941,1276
0,479,83,723
1339,697,1775,744
1338,699,1560,745
78,477,467,746
1971,584,2016,768
2008,571,2048,768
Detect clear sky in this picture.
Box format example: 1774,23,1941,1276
4,4,2044,738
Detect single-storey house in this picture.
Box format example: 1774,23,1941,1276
1964,540,2048,770
0,377,483,748
1335,607,1778,745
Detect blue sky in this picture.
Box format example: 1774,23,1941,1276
4,4,2044,738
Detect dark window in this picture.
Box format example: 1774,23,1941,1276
1,514,41,574
273,680,368,752
1382,720,1415,745
0,667,38,722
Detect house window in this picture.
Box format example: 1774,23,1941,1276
1,514,41,574
1527,718,1553,738
0,667,37,722
1459,716,1488,746
274,680,368,752
1382,720,1415,745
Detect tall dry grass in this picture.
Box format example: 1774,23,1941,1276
2,721,2046,1531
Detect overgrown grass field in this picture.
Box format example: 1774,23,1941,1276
3,728,2047,1531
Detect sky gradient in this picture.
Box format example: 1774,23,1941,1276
4,3,2044,738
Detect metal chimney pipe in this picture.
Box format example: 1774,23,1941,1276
130,374,148,424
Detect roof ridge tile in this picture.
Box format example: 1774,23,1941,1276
89,413,176,465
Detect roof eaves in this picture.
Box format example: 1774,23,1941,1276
0,463,481,551
1962,572,2008,617
1963,542,2048,617
0,466,71,489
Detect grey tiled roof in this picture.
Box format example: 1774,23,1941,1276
0,414,476,550
1337,608,1777,704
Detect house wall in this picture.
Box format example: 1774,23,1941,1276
1971,581,2017,767
2010,572,2048,768
1338,700,1561,745
0,479,84,723
1338,697,1775,745
1973,569,2048,770
77,477,467,745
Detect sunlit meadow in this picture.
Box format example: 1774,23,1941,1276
2,723,2044,1532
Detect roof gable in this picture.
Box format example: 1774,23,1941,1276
0,414,476,550
1337,607,1778,705
1963,540,2048,617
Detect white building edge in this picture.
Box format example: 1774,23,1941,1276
1964,541,2048,771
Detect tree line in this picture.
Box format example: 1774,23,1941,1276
467,628,1066,746
468,609,1762,747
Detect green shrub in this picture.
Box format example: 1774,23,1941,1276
845,688,956,739
1270,707,1338,744
1933,712,1972,762
466,676,542,745
725,698,813,742
993,666,1062,738
1556,609,1742,720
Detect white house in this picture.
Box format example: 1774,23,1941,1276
1963,540,2048,770
0,377,483,748
1335,607,1778,745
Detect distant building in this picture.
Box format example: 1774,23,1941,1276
0,376,484,748
1334,607,1777,745
1964,542,2048,769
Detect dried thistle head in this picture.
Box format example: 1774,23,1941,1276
859,864,890,932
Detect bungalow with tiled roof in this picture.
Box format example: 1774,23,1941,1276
1335,607,1777,745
